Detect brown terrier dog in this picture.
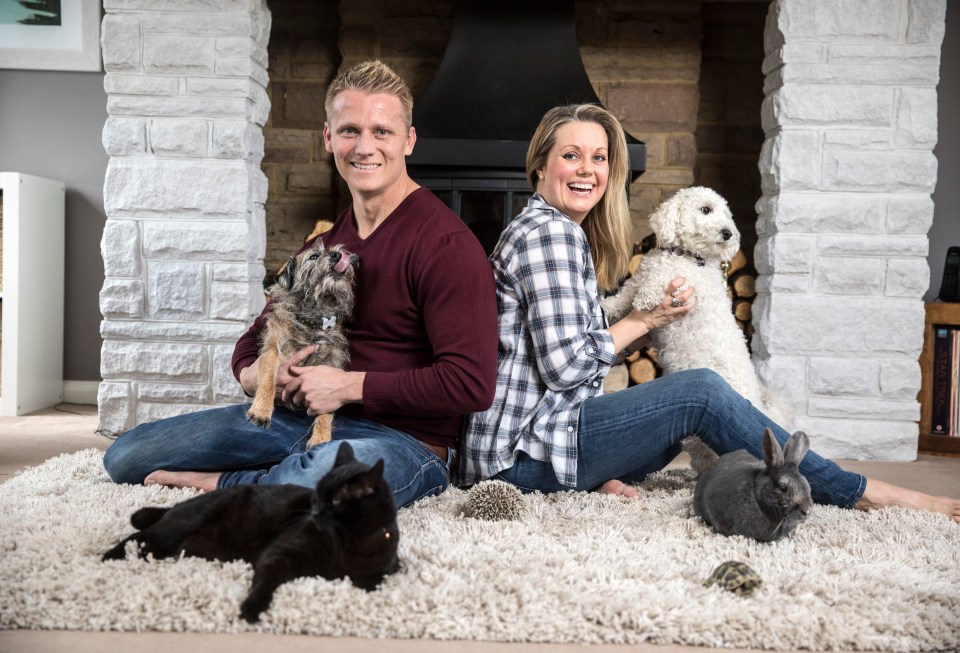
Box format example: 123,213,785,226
247,242,358,447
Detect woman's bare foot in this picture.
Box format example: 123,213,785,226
597,479,641,499
856,478,960,524
143,470,220,493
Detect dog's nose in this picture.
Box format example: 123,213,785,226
721,229,733,241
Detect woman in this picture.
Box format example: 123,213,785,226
462,103,960,522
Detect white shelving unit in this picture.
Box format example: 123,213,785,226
0,172,65,416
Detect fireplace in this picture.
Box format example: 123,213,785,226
406,0,645,253
98,0,945,462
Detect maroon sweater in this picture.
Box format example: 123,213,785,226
232,188,498,448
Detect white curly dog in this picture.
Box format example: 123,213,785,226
603,186,774,416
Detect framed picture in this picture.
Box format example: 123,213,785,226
0,0,101,72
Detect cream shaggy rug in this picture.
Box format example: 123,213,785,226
1,449,959,651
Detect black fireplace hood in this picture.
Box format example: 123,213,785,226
407,0,646,181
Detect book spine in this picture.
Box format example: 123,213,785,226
931,325,953,436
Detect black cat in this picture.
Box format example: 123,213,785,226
102,442,399,622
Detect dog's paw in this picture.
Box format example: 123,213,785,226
246,410,272,429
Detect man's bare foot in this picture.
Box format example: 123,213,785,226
143,470,220,493
597,479,641,499
856,478,960,524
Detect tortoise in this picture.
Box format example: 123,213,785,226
704,560,762,596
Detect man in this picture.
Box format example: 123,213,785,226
103,61,498,508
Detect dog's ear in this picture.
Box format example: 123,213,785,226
278,255,297,290
649,192,683,247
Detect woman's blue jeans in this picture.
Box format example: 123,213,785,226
102,406,451,509
494,368,866,509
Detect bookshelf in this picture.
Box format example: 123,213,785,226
918,301,960,455
0,172,65,416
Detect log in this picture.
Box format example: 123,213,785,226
644,346,659,365
628,253,644,276
305,219,335,243
629,357,657,385
726,249,747,277
731,272,756,299
605,364,629,393
733,299,752,322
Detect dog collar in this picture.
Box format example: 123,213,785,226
659,246,705,267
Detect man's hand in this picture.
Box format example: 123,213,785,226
283,361,365,416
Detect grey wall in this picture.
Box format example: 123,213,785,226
0,69,107,381
929,1,960,301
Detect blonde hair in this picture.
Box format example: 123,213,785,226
526,104,632,291
324,60,414,127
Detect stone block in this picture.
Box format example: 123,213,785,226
607,82,700,133
213,344,247,403
100,279,145,318
143,220,252,261
101,319,247,343
809,357,878,397
880,360,922,401
776,62,940,87
104,116,147,156
790,416,917,461
211,121,264,160
97,381,134,437
906,0,947,45
144,35,216,75
137,382,210,403
823,129,893,150
755,273,811,294
147,261,206,319
754,234,815,275
752,295,924,356
756,192,885,234
813,257,884,295
101,14,141,72
210,281,262,321
150,119,208,158
101,219,142,277
215,58,270,88
269,81,328,130
886,195,935,234
104,75,179,96
759,130,820,192
761,43,823,75
107,96,251,121
765,85,893,128
827,44,941,66
817,235,928,258
822,151,937,193
101,340,208,382
667,133,697,167
885,258,930,298
105,159,251,217
141,13,255,36
808,397,919,421
187,77,254,98
105,0,251,12
773,0,901,42
212,262,266,283
896,88,938,149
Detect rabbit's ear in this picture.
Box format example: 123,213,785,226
783,431,810,466
761,428,784,469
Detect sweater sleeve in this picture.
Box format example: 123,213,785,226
360,230,498,416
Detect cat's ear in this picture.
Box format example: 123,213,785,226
369,459,384,480
334,441,355,467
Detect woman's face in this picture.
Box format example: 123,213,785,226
535,120,609,224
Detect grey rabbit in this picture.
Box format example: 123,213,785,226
692,428,813,542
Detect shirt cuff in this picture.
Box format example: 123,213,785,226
586,330,618,365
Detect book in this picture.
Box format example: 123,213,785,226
930,325,953,436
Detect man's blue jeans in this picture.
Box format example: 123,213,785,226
494,368,866,509
103,407,451,509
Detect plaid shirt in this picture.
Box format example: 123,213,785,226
462,194,617,487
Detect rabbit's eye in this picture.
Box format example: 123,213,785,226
778,482,788,492
700,206,712,214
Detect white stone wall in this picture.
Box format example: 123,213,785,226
755,0,945,459
98,0,271,436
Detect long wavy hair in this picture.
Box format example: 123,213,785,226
526,104,632,291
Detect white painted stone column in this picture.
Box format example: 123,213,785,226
755,0,945,459
98,0,271,436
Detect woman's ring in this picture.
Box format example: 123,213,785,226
671,298,684,308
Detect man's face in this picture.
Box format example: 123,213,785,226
323,90,416,199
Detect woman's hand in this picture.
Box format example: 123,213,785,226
634,276,696,331
609,276,695,354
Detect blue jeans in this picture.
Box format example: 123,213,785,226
102,405,451,509
493,368,866,509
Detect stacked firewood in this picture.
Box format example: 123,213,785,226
604,243,758,393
